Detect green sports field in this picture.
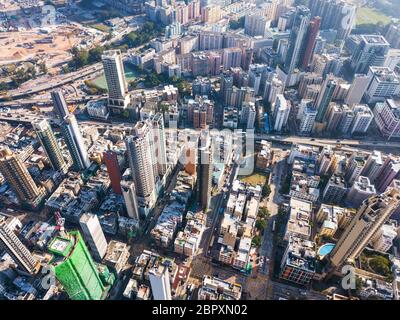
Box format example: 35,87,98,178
356,7,391,26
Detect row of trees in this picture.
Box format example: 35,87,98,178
68,46,106,70
0,82,9,91
122,21,162,49
252,235,262,247
229,16,245,30
143,73,191,95
273,207,289,248
262,180,271,198
253,207,271,247
67,22,163,73
12,67,35,85
361,251,393,281
84,80,107,95
280,171,292,195
0,60,48,91
79,0,121,20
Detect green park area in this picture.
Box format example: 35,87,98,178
92,62,139,90
356,7,391,26
240,172,271,199
239,172,268,187
360,251,393,281
89,23,111,33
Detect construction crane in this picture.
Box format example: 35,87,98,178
68,103,76,113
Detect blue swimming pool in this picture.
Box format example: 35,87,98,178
318,243,335,257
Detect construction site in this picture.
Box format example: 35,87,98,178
0,24,105,70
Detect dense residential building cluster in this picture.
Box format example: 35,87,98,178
218,180,260,270
275,142,400,291
174,210,205,256
2,0,400,303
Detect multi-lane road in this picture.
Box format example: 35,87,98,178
259,149,286,274
2,107,400,152
1,64,105,100
254,133,400,150
0,96,103,108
